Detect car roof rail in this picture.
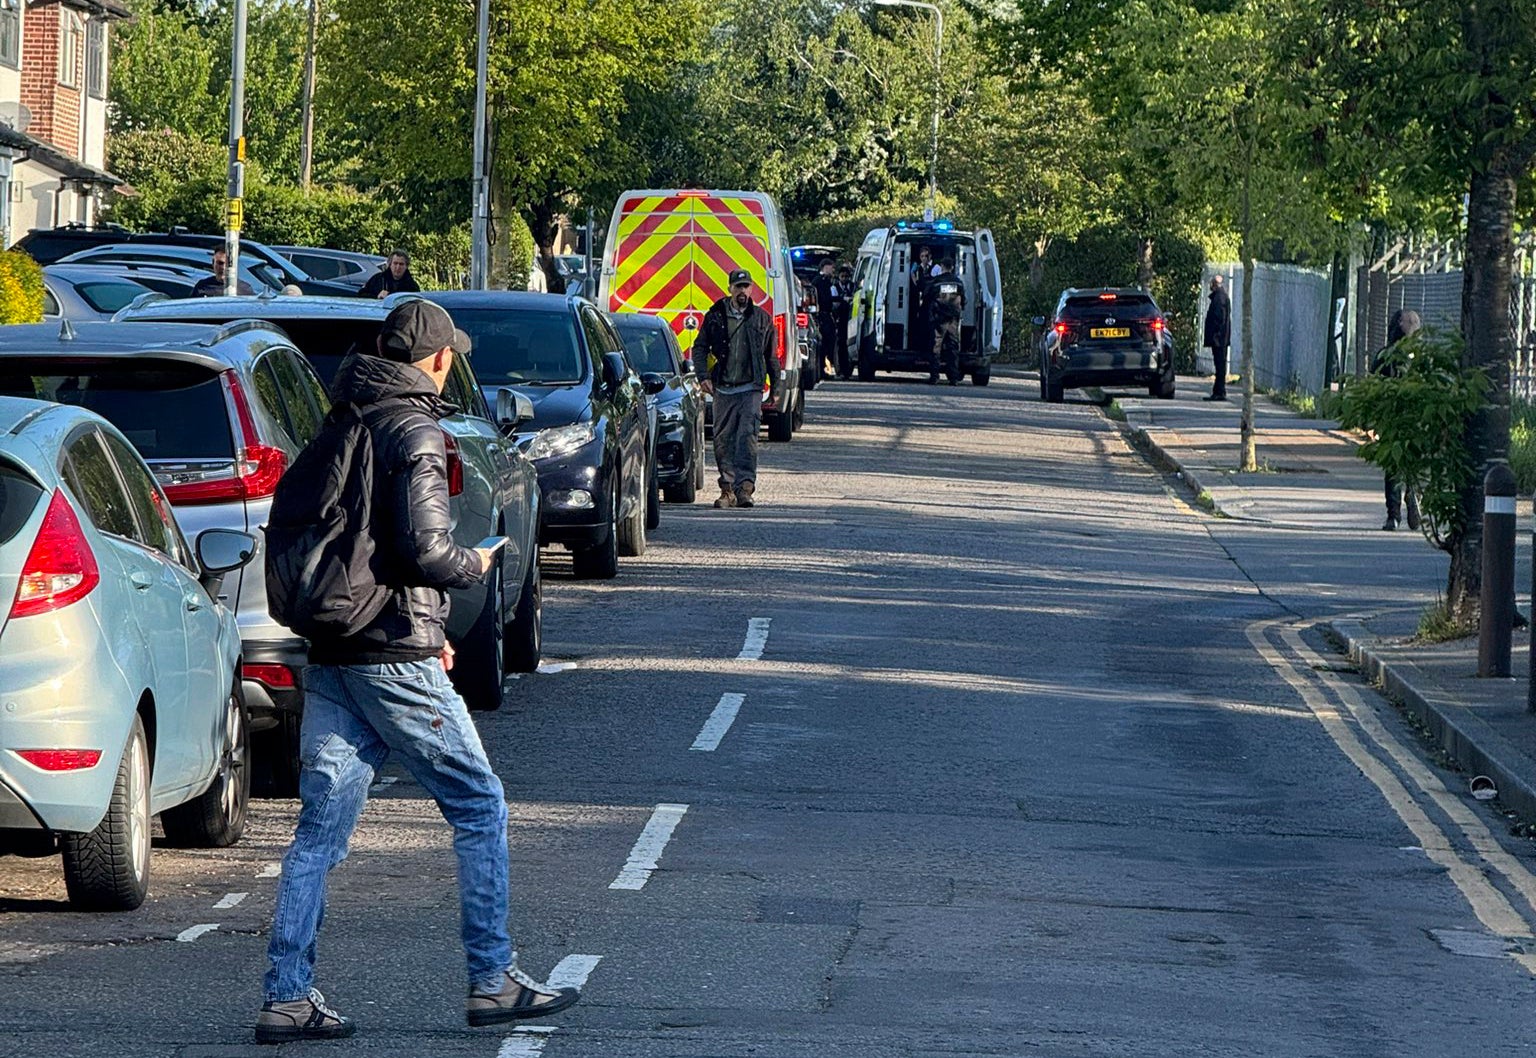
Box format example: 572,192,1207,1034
111,290,170,321
194,318,290,347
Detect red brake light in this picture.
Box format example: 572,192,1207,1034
11,489,100,619
160,373,288,505
442,430,464,497
243,662,298,690
15,749,102,771
795,312,809,329
773,314,788,368
1151,317,1165,332
1054,322,1068,336
1098,292,1117,301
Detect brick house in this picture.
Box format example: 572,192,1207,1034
0,0,127,248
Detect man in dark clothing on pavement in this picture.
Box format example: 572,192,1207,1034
835,264,855,379
255,301,579,1043
927,259,965,385
813,259,841,378
192,247,255,296
358,250,422,299
696,268,779,509
1203,274,1232,401
1375,308,1423,531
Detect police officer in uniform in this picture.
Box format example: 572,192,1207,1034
928,258,965,385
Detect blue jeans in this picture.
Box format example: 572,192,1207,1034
262,661,512,1002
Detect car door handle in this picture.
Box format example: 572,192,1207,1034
129,570,153,592
184,593,206,613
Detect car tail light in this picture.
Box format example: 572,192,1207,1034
161,373,288,506
796,312,809,329
773,314,788,368
1150,317,1165,333
15,749,102,771
1098,292,1117,301
1054,322,1069,336
11,489,100,620
243,663,297,690
442,430,464,497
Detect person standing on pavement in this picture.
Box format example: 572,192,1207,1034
1202,275,1232,401
927,258,966,386
697,268,779,509
255,301,579,1044
1375,307,1423,531
813,259,840,378
358,250,422,299
835,264,855,379
192,247,255,297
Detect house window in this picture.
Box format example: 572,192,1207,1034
58,10,81,88
0,0,20,70
85,19,105,98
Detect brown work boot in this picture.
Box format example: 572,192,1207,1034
735,481,755,508
254,988,356,1044
466,968,581,1027
713,487,736,509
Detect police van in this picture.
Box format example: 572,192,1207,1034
599,189,806,442
846,220,1002,385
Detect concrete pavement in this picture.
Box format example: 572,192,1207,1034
1113,375,1536,861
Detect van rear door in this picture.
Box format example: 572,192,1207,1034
975,228,1003,358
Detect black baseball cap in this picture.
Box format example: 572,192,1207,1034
728,269,752,288
378,300,471,363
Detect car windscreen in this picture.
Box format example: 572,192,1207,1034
75,279,152,313
0,462,45,547
0,359,233,459
612,322,675,374
450,308,585,385
1062,294,1158,319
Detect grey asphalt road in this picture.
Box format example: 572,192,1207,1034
3,373,1535,1057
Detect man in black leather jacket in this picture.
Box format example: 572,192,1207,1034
256,301,580,1044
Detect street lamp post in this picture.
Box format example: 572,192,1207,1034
468,0,491,290
872,0,942,222
224,0,248,296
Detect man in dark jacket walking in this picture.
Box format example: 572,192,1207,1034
358,250,422,298
696,268,779,508
255,301,579,1043
1203,275,1232,401
1375,308,1423,531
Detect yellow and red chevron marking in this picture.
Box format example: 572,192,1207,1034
609,193,772,355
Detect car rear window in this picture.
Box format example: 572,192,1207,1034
0,359,233,460
612,321,675,374
0,463,45,547
1062,294,1158,319
76,280,151,313
451,308,585,385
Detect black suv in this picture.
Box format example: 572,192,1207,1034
13,226,352,295
1035,288,1176,402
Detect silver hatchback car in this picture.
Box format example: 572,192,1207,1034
0,396,255,910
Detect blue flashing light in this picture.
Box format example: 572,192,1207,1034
792,248,805,258
896,220,909,229
934,219,953,232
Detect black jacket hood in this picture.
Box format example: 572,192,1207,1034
330,349,454,418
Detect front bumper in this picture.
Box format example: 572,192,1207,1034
533,456,608,546
655,421,690,485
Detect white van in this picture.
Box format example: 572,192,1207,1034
846,220,1002,385
599,189,807,442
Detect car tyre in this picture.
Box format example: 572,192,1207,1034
767,408,793,442
61,715,151,911
572,478,620,579
664,461,698,504
617,472,647,556
857,357,876,382
1042,375,1065,403
801,353,820,390
252,711,301,799
972,367,991,387
456,560,506,712
1152,375,1176,399
645,459,661,530
504,551,542,673
162,683,250,848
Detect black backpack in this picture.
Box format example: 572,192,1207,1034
265,404,392,639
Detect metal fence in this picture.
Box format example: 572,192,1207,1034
1197,262,1333,395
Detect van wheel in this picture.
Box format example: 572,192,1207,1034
252,712,301,798
768,409,793,442
971,368,991,387
163,684,250,848
61,716,151,911
617,473,647,557
455,561,506,711
573,478,620,579
857,358,876,382
504,553,542,673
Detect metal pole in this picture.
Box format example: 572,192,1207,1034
224,0,248,296
298,0,320,192
1479,463,1517,677
927,7,941,222
468,0,490,290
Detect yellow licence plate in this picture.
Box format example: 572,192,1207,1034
1090,327,1131,339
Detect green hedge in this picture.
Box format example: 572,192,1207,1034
0,250,45,324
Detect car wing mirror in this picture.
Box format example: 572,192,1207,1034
496,387,535,431
601,352,628,392
1032,316,1047,327
195,527,257,596
640,372,667,396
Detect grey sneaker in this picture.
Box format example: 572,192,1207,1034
467,967,581,1027
255,988,356,1044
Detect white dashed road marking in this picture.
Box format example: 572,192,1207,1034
737,617,771,661
176,924,219,943
546,954,602,990
609,804,689,890
691,693,745,752
212,892,247,910
497,1026,556,1058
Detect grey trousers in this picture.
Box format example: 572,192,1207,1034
712,387,761,493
